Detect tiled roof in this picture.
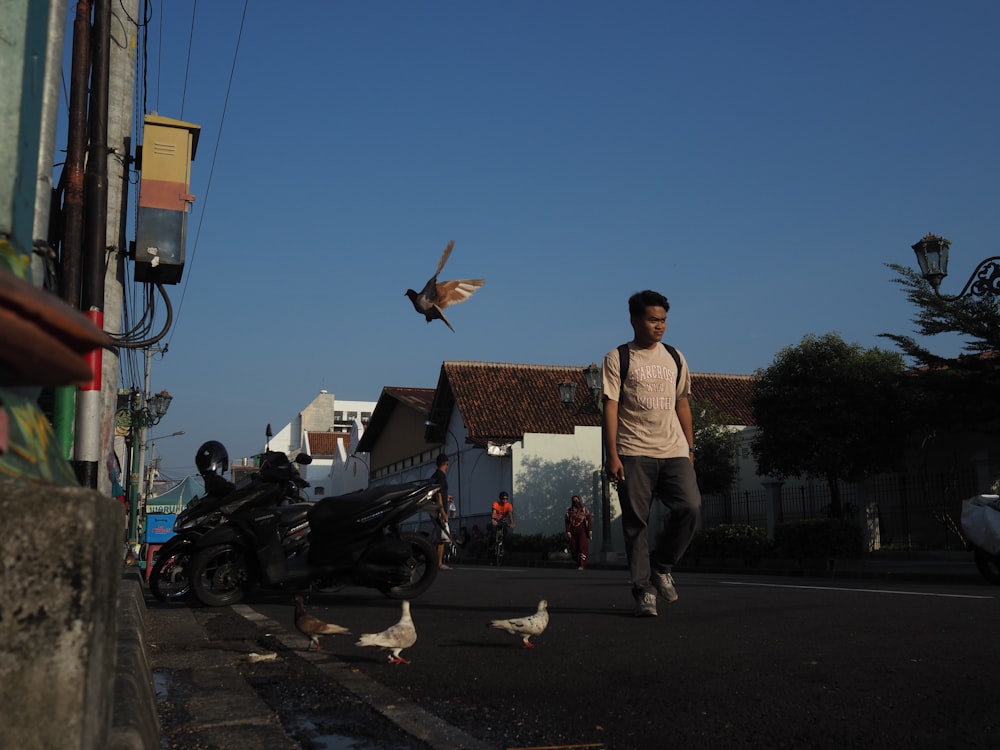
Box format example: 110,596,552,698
307,431,349,456
355,386,436,453
435,362,758,446
362,364,758,453
385,387,436,413
433,362,602,447
692,373,757,426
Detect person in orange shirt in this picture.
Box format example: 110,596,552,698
488,491,515,565
491,491,514,527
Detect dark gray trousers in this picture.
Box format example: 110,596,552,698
618,456,701,597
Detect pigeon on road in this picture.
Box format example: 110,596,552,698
294,596,351,651
356,600,417,664
404,241,485,332
489,599,549,648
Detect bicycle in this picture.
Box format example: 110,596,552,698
490,519,511,566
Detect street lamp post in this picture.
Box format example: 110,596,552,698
911,233,1000,300
124,389,173,545
559,363,614,561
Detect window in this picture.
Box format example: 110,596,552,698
314,487,324,496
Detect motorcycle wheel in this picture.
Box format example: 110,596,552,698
190,543,250,606
149,538,194,603
383,533,438,600
974,548,1000,585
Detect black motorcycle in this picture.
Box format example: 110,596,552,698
149,448,311,602
187,473,443,607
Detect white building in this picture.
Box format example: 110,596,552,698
258,390,375,499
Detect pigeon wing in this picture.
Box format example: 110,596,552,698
434,241,454,277
357,603,416,650
435,278,485,310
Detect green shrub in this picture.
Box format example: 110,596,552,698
773,518,864,559
683,524,772,561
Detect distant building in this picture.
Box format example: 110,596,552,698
236,390,375,498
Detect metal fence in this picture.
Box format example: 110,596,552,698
701,467,983,551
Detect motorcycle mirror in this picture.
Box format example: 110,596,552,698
295,452,312,465
265,423,272,451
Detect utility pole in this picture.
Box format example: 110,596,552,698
62,0,138,490
102,0,139,491
54,0,92,460
73,0,111,488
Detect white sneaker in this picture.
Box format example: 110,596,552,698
651,572,679,603
635,592,658,617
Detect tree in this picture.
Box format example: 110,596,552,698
690,397,738,496
751,333,909,518
880,263,1000,434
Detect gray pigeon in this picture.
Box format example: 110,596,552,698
356,600,417,664
404,241,485,332
489,599,549,648
294,595,350,651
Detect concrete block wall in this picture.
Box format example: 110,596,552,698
0,481,126,749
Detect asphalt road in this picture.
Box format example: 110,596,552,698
152,564,1000,749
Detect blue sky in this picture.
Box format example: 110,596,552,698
64,1,1000,480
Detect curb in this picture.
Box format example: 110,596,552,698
110,570,160,750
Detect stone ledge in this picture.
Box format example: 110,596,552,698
109,571,159,750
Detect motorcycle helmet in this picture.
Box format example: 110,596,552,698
195,440,229,477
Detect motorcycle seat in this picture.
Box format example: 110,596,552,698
308,482,430,526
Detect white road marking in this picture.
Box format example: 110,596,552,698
719,580,994,600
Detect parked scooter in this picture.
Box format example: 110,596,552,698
187,474,444,607
961,494,1000,584
148,441,310,602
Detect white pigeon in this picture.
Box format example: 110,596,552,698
356,600,417,664
489,599,549,649
294,595,351,651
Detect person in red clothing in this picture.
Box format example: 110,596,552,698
564,494,593,570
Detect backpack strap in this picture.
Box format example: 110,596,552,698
617,342,682,400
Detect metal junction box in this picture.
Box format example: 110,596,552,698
134,114,200,284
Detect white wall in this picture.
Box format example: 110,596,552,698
512,427,623,556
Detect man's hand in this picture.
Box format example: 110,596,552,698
606,453,625,484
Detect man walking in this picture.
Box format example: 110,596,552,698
602,290,701,617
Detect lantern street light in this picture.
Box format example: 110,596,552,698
912,233,1000,301
559,363,614,561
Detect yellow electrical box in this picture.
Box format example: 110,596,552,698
135,114,200,284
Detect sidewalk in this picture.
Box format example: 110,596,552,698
112,569,300,750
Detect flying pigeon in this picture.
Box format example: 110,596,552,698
356,600,417,664
488,599,549,648
294,596,351,651
404,240,485,332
